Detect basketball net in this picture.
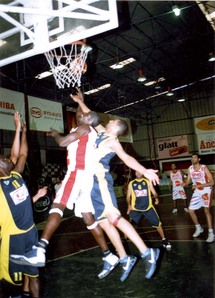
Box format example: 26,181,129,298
45,41,92,89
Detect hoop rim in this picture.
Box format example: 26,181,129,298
45,40,91,58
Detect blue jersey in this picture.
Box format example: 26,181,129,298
0,171,38,285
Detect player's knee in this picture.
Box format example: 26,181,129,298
113,215,122,227
49,208,64,217
86,221,98,230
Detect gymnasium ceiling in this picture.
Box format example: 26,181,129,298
0,1,215,123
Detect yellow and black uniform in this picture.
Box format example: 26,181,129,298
0,171,38,287
128,177,161,228
91,131,121,221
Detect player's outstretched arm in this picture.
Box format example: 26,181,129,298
109,139,159,185
10,111,21,165
13,120,28,174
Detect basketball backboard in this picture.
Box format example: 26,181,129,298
0,0,118,67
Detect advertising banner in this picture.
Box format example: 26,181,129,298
196,133,215,154
157,135,189,159
194,116,215,155
194,116,215,134
28,96,64,133
0,88,25,130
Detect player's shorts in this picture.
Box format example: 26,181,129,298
172,186,187,200
91,172,121,221
189,187,212,210
0,225,38,286
54,169,94,216
129,206,161,228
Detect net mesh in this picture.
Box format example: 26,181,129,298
45,43,91,89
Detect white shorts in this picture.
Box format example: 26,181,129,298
172,186,187,200
54,169,94,217
189,187,212,210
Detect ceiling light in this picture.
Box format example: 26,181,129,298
178,98,186,102
111,63,124,70
172,5,181,16
208,53,215,62
144,77,166,86
0,39,7,47
84,84,111,95
35,71,52,79
166,86,174,96
137,69,146,82
110,57,136,70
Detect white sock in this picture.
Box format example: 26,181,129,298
208,229,213,234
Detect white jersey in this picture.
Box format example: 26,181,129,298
189,164,211,189
170,170,184,187
67,126,97,172
170,169,186,200
188,164,212,209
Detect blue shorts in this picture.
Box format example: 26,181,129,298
91,172,121,221
1,226,39,286
129,206,161,228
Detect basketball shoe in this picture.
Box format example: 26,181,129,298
120,255,137,282
206,232,215,243
98,253,119,279
193,226,204,238
162,238,172,250
141,248,160,279
10,246,45,267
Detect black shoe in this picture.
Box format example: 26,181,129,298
162,238,171,250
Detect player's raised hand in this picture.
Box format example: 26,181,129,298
143,169,159,186
70,87,84,103
14,111,21,131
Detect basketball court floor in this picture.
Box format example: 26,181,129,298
35,188,214,298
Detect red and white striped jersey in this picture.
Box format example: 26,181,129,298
67,126,97,172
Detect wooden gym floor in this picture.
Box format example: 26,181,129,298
1,188,215,298
38,188,215,298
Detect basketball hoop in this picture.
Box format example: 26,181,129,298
44,41,92,89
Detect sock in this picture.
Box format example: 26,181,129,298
208,229,213,234
195,224,201,229
102,249,111,257
141,248,150,259
36,239,49,250
22,291,30,297
120,255,128,264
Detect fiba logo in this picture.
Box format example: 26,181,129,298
34,196,50,212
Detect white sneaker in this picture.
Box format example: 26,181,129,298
98,253,119,279
184,208,188,212
10,246,46,267
206,233,215,243
193,227,204,238
172,208,177,213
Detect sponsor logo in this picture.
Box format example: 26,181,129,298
0,101,15,110
148,250,155,264
34,196,50,212
196,117,215,131
30,107,43,118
